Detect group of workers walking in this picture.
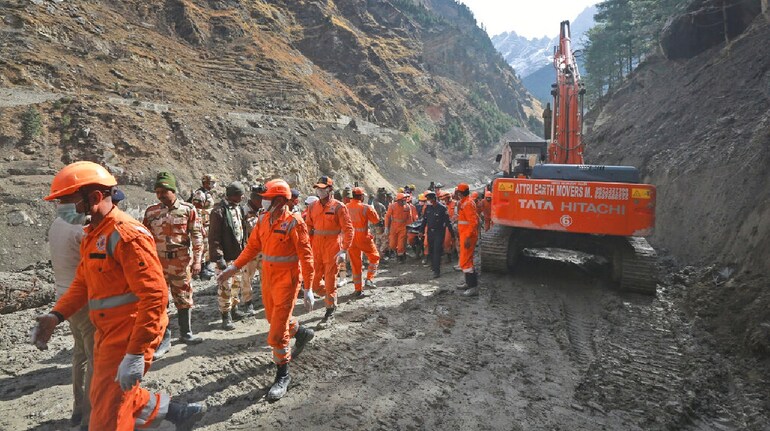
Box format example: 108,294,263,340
30,161,492,430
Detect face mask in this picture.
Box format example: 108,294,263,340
57,203,87,225
261,199,272,211
316,188,329,199
426,201,434,206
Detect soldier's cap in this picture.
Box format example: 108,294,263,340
192,189,206,203
435,182,444,189
425,191,437,199
226,181,246,197
251,183,267,198
201,174,219,183
154,171,177,193
314,176,333,189
112,188,126,203
290,188,300,199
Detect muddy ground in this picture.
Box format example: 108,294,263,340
1,254,768,431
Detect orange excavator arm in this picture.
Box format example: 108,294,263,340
549,20,586,165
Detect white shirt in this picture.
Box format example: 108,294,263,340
48,217,86,299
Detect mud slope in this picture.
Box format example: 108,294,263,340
585,15,770,273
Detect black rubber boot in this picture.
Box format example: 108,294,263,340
462,272,479,297
292,326,315,359
318,307,336,329
266,363,291,402
242,301,257,317
221,312,235,331
153,327,172,360
178,308,202,345
166,401,206,431
231,306,246,321
456,273,471,290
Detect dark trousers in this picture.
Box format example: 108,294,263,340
427,228,445,275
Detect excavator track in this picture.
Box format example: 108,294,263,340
616,236,658,295
480,225,516,273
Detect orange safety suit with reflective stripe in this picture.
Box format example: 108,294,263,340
385,201,417,255
457,196,479,273
306,198,353,307
53,208,169,431
233,206,314,364
444,199,457,253
346,200,381,291
481,199,492,231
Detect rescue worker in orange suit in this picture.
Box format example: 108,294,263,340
481,190,493,232
31,161,205,431
306,176,353,328
346,187,381,298
218,179,315,401
385,192,417,263
440,191,457,263
455,183,481,296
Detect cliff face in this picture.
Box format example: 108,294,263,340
585,2,769,273
0,0,537,271
585,1,769,356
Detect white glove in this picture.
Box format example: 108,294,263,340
30,313,59,351
303,288,315,312
335,251,347,265
115,353,145,391
216,264,239,285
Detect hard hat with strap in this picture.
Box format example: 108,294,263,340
44,161,117,201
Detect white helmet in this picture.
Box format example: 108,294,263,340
304,195,319,205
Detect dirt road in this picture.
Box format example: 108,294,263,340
1,256,767,430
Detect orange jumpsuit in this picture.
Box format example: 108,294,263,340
233,207,314,364
306,197,353,308
346,200,381,291
53,208,169,431
481,199,492,231
444,199,457,254
457,196,479,273
385,201,417,256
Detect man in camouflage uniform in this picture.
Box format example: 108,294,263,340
209,182,248,330
241,183,267,316
191,190,213,280
190,174,219,279
143,172,204,360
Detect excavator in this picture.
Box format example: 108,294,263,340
480,21,657,294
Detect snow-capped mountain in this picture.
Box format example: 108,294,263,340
492,5,597,81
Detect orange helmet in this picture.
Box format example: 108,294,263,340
471,191,479,199
262,179,291,199
352,186,366,196
45,161,117,201
395,192,406,201
456,183,470,192
439,191,451,200
485,190,492,199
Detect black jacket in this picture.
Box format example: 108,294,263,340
422,202,454,237
208,199,246,262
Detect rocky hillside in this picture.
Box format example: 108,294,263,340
585,1,769,354
0,0,538,272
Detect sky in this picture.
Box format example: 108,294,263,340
458,0,601,39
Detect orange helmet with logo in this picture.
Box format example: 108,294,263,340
262,179,291,199
395,192,406,201
45,161,117,201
